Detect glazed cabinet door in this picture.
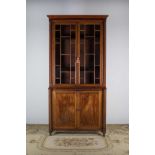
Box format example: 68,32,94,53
53,91,76,129
54,23,77,84
77,91,102,130
79,23,102,84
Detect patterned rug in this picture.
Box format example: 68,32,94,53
26,125,129,155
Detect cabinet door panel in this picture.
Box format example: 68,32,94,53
78,91,101,129
53,91,76,129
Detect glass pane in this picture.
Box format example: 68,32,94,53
61,72,70,83
80,30,84,83
71,71,75,78
71,25,75,31
95,25,100,84
95,44,100,65
55,31,60,42
61,55,70,71
95,31,100,43
55,25,61,84
95,66,100,78
95,25,100,30
56,66,60,78
85,55,94,71
71,31,75,39
55,44,60,65
71,30,75,84
71,53,75,65
71,78,75,84
56,25,60,30
85,25,94,36
80,24,84,30
85,72,94,83
80,31,84,39
71,71,75,84
95,79,100,84
56,79,60,83
61,38,70,54
61,25,70,36
85,37,94,54
80,43,84,67
80,71,84,84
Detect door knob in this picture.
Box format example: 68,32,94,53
76,57,80,63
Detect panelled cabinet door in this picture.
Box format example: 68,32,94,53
77,91,102,129
53,91,76,129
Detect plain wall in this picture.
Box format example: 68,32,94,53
26,0,129,124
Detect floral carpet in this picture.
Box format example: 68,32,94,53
26,125,129,155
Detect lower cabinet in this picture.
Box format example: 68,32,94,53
52,90,102,130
